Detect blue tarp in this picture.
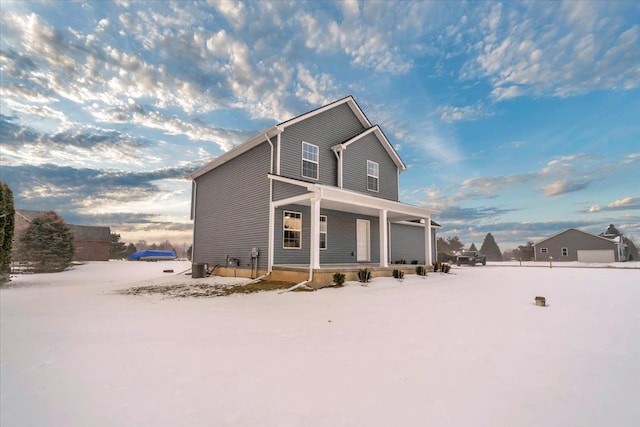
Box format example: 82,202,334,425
128,250,177,261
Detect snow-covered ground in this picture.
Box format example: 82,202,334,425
2,261,639,427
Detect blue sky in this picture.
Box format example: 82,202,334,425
1,0,639,250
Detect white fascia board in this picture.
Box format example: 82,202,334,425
272,193,314,208
319,185,439,217
268,174,316,191
187,125,280,180
268,175,439,218
390,220,441,229
339,126,407,172
278,96,371,130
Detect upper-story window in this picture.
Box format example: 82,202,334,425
302,142,319,180
562,247,568,256
367,160,379,192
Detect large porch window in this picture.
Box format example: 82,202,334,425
283,210,302,249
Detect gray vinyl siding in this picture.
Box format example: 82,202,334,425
534,229,618,262
279,103,366,186
342,132,399,201
272,180,310,201
390,223,425,264
193,143,270,270
273,206,379,265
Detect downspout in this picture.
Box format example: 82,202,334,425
191,179,197,263
332,146,343,188
262,132,275,281
281,189,322,293
249,132,275,284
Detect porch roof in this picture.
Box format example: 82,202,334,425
269,174,439,222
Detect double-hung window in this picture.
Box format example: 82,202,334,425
320,215,327,250
562,247,568,256
302,142,319,180
367,160,379,192
283,211,302,249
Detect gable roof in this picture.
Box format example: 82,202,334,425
332,125,406,171
188,96,400,179
69,225,111,242
15,209,48,222
278,95,372,129
16,209,111,241
534,228,620,246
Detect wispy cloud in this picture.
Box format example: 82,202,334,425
543,179,590,197
588,197,640,213
438,103,494,123
458,2,640,100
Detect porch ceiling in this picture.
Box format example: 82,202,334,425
318,198,423,222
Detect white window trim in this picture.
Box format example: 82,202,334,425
302,141,319,180
283,210,302,249
561,247,568,256
540,247,548,254
367,160,379,192
320,215,327,250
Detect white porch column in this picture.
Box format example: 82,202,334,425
379,209,388,267
310,195,321,269
425,217,432,265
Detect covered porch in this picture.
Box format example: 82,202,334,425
268,176,439,287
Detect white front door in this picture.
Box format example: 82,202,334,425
356,219,370,262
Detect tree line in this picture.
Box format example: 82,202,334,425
109,234,191,260
437,233,504,261
437,225,638,262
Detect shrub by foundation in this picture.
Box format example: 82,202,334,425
358,268,371,283
332,272,346,287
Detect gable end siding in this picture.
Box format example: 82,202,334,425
279,103,366,186
193,143,271,270
272,180,310,201
342,132,399,201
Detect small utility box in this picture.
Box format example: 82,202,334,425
535,296,546,307
192,263,206,279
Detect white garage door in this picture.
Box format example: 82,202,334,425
577,250,615,263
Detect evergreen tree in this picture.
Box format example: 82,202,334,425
109,233,128,259
446,236,464,252
1,182,15,283
468,243,478,252
602,224,621,236
479,233,503,261
125,243,137,258
624,237,638,261
17,211,74,273
517,241,535,261
436,236,464,254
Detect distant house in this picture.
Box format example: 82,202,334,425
68,224,111,261
534,228,628,262
188,96,440,285
13,210,111,262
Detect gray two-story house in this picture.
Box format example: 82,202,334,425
188,96,439,285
